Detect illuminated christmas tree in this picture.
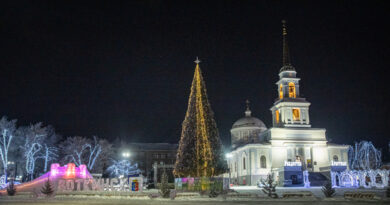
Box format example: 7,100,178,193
174,58,226,177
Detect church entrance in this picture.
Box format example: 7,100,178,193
291,175,298,184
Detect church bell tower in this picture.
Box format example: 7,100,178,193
271,20,311,128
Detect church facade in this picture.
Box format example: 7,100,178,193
225,21,349,186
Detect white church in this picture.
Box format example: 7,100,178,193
225,21,349,186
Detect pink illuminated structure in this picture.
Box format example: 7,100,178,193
0,163,93,194
49,163,92,179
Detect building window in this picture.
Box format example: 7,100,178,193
288,82,296,98
333,155,339,162
260,155,267,168
292,109,300,121
243,157,246,170
279,84,283,99
275,110,280,123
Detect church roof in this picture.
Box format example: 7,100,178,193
232,116,266,129
232,100,267,129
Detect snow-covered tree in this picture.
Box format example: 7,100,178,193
0,116,17,181
20,123,47,180
107,159,140,177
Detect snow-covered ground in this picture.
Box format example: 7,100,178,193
0,187,389,204
0,197,389,205
231,185,388,198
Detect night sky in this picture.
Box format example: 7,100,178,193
1,1,389,155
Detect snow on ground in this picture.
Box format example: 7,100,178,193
231,185,388,198
0,197,389,205
0,187,389,204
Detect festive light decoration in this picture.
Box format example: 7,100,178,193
348,141,382,170
63,136,102,170
303,170,310,188
42,144,58,173
66,163,76,178
331,169,389,188
0,117,17,182
22,123,47,181
107,159,141,177
174,58,226,177
50,163,60,177
49,163,92,179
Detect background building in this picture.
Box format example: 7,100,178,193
118,143,177,185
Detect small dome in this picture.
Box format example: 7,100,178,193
232,116,266,129
232,101,267,129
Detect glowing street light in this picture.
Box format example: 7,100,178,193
225,153,233,159
122,152,131,158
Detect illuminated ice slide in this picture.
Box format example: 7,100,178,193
0,163,93,194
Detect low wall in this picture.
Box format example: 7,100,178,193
174,177,229,191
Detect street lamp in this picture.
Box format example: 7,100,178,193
225,153,233,187
225,153,233,159
122,152,131,158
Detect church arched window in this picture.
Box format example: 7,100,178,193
279,84,283,99
275,110,280,123
292,109,300,121
243,157,246,170
260,155,267,168
333,155,339,162
288,82,296,98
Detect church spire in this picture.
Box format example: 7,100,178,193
245,99,251,117
280,20,295,72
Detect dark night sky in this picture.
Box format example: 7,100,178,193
1,1,389,154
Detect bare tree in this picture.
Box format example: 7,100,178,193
60,136,112,171
41,144,58,173
40,125,60,173
60,136,90,166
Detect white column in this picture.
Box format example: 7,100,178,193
306,108,310,125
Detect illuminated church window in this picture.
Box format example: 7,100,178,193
260,156,267,168
275,110,280,123
288,82,296,98
292,108,300,121
279,84,283,99
333,155,339,162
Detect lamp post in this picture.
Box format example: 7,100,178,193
225,153,233,187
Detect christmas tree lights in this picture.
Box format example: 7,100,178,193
173,58,226,177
